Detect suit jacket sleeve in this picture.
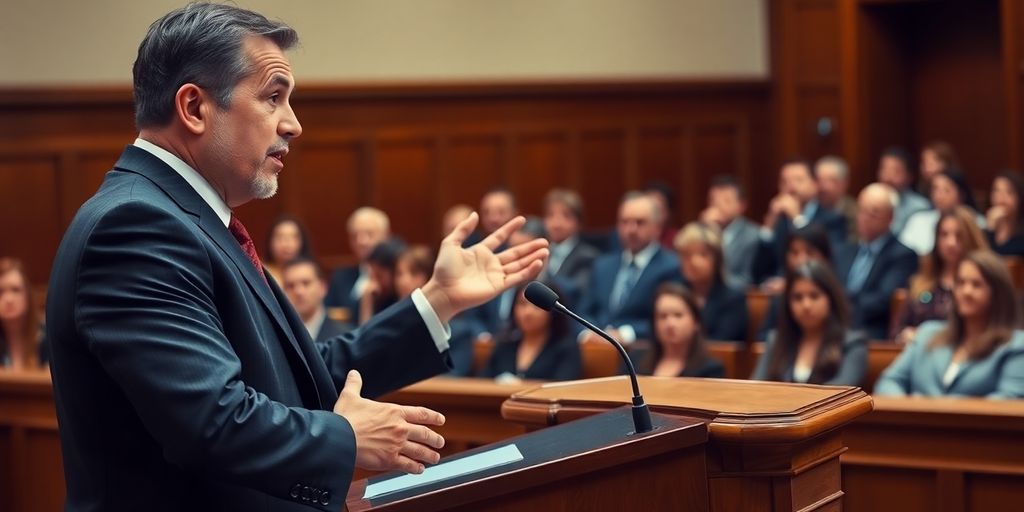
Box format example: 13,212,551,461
874,326,929,396
75,201,353,508
824,332,867,386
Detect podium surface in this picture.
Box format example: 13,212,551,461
503,376,873,512
346,406,709,511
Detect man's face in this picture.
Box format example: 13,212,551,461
815,165,846,206
543,202,578,244
856,189,894,242
283,262,326,320
878,156,910,190
199,36,302,207
780,163,817,203
348,215,388,262
617,198,659,253
708,186,744,224
480,192,516,235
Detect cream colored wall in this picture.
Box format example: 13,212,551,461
0,0,767,86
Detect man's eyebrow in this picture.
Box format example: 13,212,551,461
267,74,293,90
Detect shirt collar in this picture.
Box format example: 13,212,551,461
303,307,327,340
622,242,660,270
133,137,232,227
550,236,578,255
862,232,890,254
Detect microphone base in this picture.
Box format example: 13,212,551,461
631,399,654,434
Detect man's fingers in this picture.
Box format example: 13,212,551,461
502,259,545,290
407,423,446,450
501,247,549,275
496,238,549,266
341,370,363,397
400,440,442,466
442,211,480,247
394,454,427,475
400,405,446,426
480,216,526,251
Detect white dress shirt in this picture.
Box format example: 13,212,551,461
132,138,451,352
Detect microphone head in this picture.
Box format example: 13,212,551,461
524,281,560,311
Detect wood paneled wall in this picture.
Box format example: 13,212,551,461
0,81,772,285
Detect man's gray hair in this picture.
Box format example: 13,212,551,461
815,155,850,182
133,3,298,129
621,190,665,224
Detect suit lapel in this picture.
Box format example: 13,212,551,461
114,146,321,403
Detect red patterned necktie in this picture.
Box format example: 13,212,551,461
228,215,268,284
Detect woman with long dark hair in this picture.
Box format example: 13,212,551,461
756,224,834,340
263,214,313,283
876,250,1024,397
0,258,45,370
627,282,724,378
751,260,866,385
984,170,1024,256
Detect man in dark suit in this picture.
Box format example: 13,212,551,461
324,206,390,316
755,158,848,282
700,175,760,287
541,189,599,306
579,192,682,344
283,257,352,346
835,183,919,339
45,5,548,511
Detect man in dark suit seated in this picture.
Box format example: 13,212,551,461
835,183,919,339
700,175,760,287
579,191,682,345
541,188,599,305
45,5,549,511
283,257,352,347
324,206,390,317
755,158,848,283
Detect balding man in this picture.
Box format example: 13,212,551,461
816,156,858,244
325,207,390,315
578,191,682,344
835,183,919,339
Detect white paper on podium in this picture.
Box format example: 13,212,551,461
362,443,524,500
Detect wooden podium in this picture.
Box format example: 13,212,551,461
502,376,873,512
345,406,709,511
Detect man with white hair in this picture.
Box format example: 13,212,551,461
815,155,858,244
835,183,919,339
325,207,391,317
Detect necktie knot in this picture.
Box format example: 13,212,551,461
229,216,268,284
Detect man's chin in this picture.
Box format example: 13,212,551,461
251,176,279,200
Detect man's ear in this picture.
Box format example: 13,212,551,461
174,84,210,135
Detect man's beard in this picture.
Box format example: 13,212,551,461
250,168,278,199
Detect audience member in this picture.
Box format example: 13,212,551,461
756,158,846,282
835,183,918,339
700,175,760,287
645,181,680,248
752,260,867,386
467,188,518,246
985,170,1024,256
0,258,45,370
325,207,390,315
282,258,350,348
541,189,600,293
358,238,406,325
891,207,989,344
757,224,835,340
899,170,983,255
579,192,681,345
395,245,435,299
480,281,582,382
918,140,959,198
262,215,313,283
674,222,748,342
875,250,1024,398
815,156,858,244
877,146,931,234
626,283,725,378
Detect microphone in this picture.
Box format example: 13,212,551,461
524,281,653,434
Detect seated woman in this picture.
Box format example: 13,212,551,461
757,224,834,340
262,215,313,283
751,260,867,386
900,170,985,256
0,258,45,370
876,250,1024,398
674,222,747,342
892,207,989,344
357,238,406,325
985,170,1024,256
480,280,582,382
626,283,725,378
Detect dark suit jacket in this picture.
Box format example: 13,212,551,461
480,335,582,381
835,236,919,339
324,265,360,313
545,239,600,303
722,217,760,287
751,330,867,386
578,247,682,341
694,280,748,342
46,146,449,512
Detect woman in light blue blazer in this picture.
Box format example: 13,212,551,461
876,250,1024,398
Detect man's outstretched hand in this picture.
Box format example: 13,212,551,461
421,213,548,323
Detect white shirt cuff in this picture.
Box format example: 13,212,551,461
411,288,452,353
616,325,636,344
